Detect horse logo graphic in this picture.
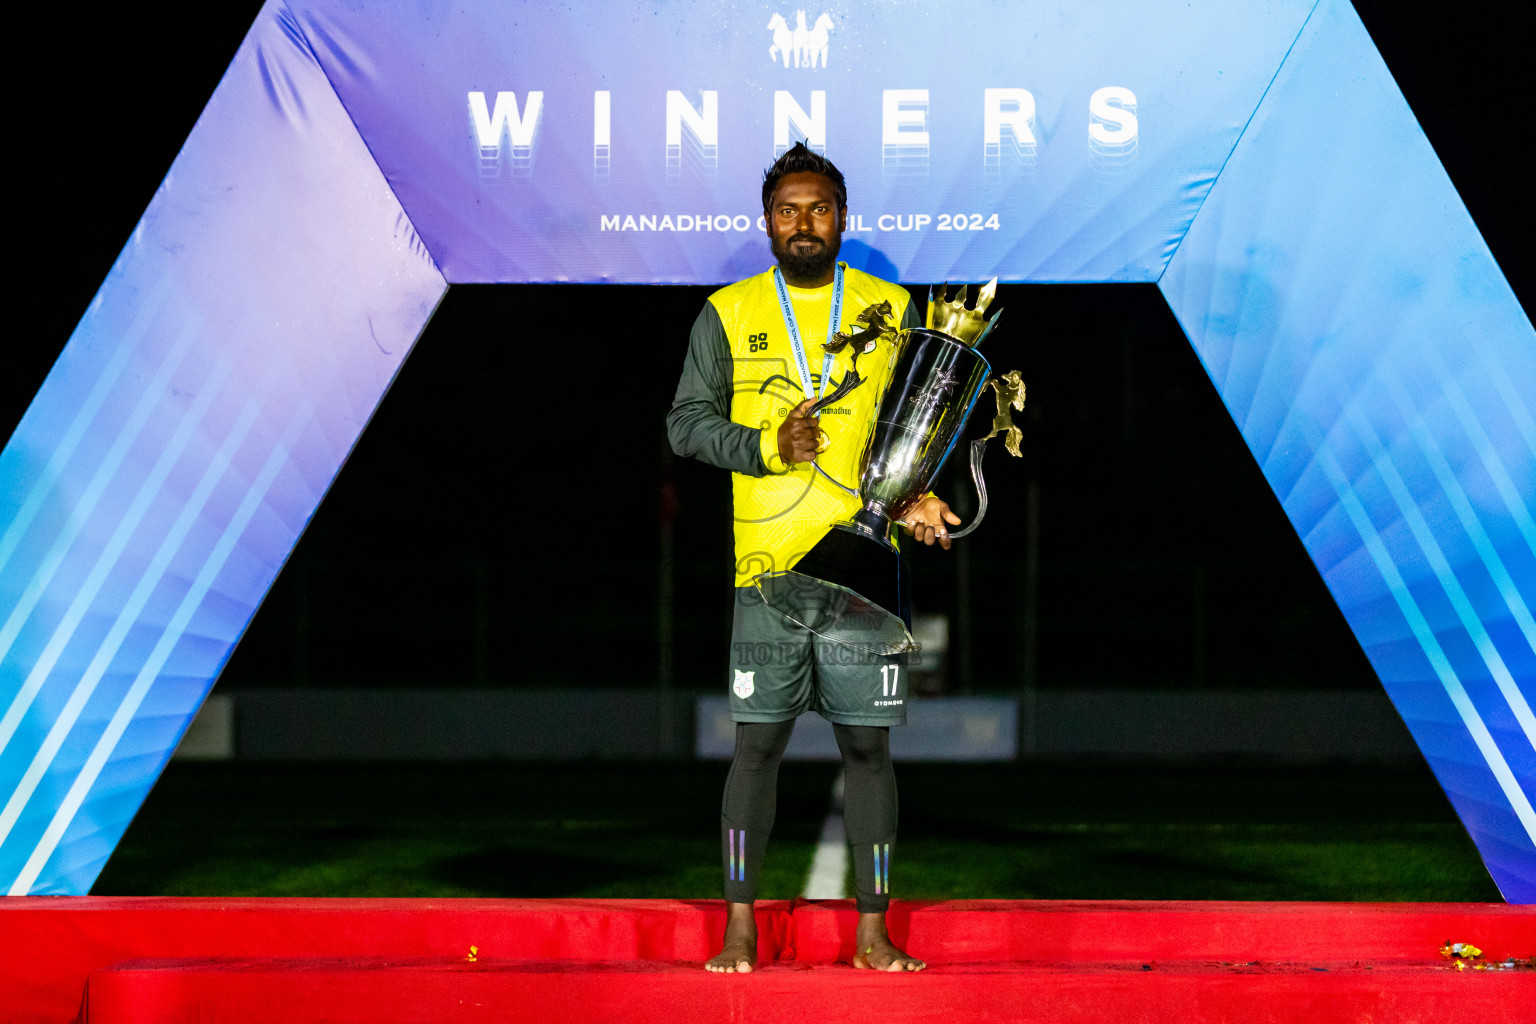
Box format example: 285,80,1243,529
733,670,756,699
767,11,834,68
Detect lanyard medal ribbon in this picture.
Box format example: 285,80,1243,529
772,262,844,402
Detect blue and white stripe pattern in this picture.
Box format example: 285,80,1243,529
1160,0,1534,899
0,5,445,894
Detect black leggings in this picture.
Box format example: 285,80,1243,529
721,720,897,913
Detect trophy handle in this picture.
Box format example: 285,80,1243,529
806,370,867,416
945,437,990,540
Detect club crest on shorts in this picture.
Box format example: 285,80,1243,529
733,670,755,699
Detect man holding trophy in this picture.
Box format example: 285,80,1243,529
668,144,962,974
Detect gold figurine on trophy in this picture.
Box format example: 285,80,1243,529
806,300,901,418
826,300,898,362
981,370,1026,458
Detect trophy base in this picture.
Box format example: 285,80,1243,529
753,524,917,656
843,508,898,548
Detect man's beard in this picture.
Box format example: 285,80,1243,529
772,232,841,286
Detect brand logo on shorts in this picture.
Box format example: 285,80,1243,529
733,670,756,699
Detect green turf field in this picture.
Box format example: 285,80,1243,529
92,761,1502,902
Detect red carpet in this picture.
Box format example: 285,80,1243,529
2,898,1531,1023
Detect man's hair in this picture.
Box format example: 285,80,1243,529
761,143,847,214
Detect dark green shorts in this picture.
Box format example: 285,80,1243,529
727,586,908,726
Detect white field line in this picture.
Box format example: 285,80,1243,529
803,770,847,899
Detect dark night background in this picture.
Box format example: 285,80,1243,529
5,2,1530,703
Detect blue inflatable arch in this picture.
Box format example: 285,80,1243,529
1,0,1531,898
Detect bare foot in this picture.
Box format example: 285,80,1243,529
851,911,926,972
704,901,757,973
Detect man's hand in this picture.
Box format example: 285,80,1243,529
777,399,822,464
900,496,963,549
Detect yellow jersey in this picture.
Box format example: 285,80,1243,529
669,263,917,586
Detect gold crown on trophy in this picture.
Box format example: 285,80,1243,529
926,279,1002,347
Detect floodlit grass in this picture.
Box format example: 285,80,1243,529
891,763,1502,902
94,760,1501,902
895,825,1492,902
95,762,825,900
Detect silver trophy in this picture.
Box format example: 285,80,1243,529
755,280,1024,655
